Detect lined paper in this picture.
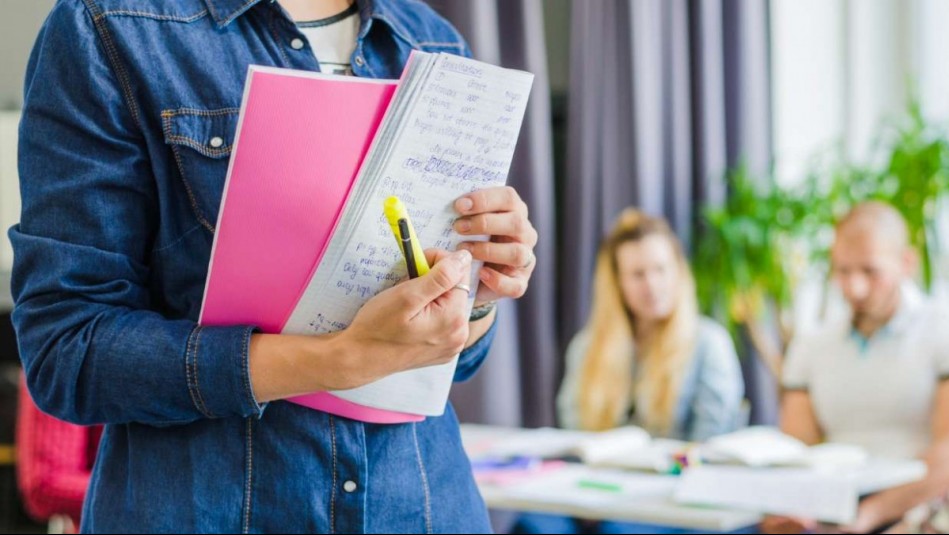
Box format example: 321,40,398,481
282,52,534,415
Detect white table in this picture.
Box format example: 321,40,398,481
462,425,761,532
476,464,761,532
461,424,926,532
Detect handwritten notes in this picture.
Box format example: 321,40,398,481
281,52,534,416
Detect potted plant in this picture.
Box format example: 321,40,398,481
694,100,949,379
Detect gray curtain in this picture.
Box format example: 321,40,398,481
431,0,559,428
562,0,777,423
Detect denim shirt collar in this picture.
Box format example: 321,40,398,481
204,0,263,27
203,0,422,49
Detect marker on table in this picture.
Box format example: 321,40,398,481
384,196,430,279
577,479,623,493
470,456,540,472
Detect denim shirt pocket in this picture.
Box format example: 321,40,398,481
162,107,240,231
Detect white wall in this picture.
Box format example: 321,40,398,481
0,1,54,280
915,0,949,124
770,0,946,186
0,112,19,275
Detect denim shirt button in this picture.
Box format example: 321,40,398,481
354,56,365,67
209,136,224,148
343,480,357,493
290,38,305,50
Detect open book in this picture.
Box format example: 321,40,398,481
200,52,534,423
699,426,869,469
470,426,685,473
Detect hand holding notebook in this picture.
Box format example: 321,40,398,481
200,51,534,422
337,247,473,383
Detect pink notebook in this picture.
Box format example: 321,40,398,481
199,66,423,424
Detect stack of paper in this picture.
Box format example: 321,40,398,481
673,458,926,525
574,427,688,472
677,427,917,525
582,438,688,473
202,52,534,423
473,427,598,459
283,53,533,416
575,427,652,463
282,52,533,419
675,465,859,524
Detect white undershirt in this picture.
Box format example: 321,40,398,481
297,3,360,76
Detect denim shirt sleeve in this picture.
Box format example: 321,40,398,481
686,321,746,442
9,3,263,426
453,315,498,382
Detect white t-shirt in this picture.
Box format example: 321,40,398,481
782,283,949,459
297,3,360,75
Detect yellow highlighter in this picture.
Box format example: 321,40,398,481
384,196,430,279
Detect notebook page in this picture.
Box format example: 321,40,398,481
282,53,534,415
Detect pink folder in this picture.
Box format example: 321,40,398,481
199,66,423,424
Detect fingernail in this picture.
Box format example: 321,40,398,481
479,269,491,281
455,197,474,214
456,243,472,251
455,219,471,233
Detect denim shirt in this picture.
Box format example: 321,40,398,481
9,0,497,532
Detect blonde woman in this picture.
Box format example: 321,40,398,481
559,208,744,439
514,209,745,535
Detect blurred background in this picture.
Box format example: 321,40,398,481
3,0,949,532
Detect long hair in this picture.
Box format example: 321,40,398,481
577,209,699,434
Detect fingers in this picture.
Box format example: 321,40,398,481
400,250,472,313
452,186,536,306
422,252,472,354
478,264,529,299
423,249,473,301
453,213,538,246
456,241,533,269
454,186,527,217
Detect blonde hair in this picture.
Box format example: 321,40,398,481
577,209,699,434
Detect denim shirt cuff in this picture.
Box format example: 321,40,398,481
454,315,498,382
186,325,267,419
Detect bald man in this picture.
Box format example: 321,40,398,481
767,202,949,533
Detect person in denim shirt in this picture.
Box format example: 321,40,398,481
9,0,539,532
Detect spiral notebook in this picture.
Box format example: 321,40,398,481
200,52,534,423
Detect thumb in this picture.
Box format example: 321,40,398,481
401,249,472,313
423,248,453,267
